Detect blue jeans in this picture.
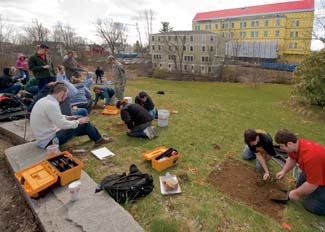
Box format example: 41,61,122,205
242,145,262,170
72,108,88,117
18,69,29,84
55,122,102,146
296,172,325,215
148,109,157,118
0,83,22,95
25,86,39,95
38,77,56,92
127,122,151,138
96,75,102,84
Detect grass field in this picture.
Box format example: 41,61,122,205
66,78,325,232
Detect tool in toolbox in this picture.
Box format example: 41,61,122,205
142,146,180,172
15,151,83,197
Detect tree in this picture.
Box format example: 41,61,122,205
159,22,173,33
95,18,127,55
313,0,325,43
294,49,325,106
0,15,14,54
52,22,79,51
24,19,50,43
133,40,142,53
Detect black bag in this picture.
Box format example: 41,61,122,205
96,164,154,203
0,93,26,121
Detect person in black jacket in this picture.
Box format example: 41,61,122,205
135,91,156,118
116,100,159,139
242,129,276,180
95,66,104,84
0,67,23,94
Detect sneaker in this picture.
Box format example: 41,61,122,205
144,126,159,139
95,136,113,145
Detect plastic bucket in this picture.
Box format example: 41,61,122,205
123,97,132,103
68,180,81,201
157,109,170,127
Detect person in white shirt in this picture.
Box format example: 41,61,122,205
30,81,111,148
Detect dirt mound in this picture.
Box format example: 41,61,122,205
208,158,287,222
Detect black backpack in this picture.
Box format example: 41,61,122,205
96,164,154,204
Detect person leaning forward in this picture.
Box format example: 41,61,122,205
30,81,112,148
116,100,158,139
242,129,276,180
275,128,325,216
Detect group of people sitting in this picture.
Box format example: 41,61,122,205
242,128,325,216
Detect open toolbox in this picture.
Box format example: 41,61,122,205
102,105,120,115
142,146,180,172
15,151,83,197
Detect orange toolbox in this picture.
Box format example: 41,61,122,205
102,105,120,115
142,146,180,172
15,151,83,197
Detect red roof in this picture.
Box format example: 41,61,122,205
193,0,314,21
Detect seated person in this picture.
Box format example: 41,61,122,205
30,81,112,148
24,77,39,96
135,91,156,118
83,72,94,90
93,86,115,107
0,67,23,94
70,76,93,113
116,100,159,139
242,129,276,180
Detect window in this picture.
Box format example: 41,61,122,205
231,22,235,28
264,19,269,26
152,45,155,50
255,31,259,37
215,23,218,29
208,67,211,73
195,25,200,31
202,56,205,62
275,30,280,37
240,31,246,38
264,30,268,37
169,46,172,51
294,42,297,48
183,35,186,42
222,22,228,29
210,36,214,42
276,18,280,26
256,20,259,27
158,36,160,41
160,64,162,67
205,24,211,30
296,20,299,27
152,36,155,41
190,46,193,51
183,46,186,51
289,43,293,48
291,20,300,27
158,45,161,50
184,65,187,71
190,36,193,41
251,21,255,27
154,63,157,68
210,46,214,51
202,46,205,52
168,36,171,41
251,31,254,37
295,31,298,38
290,31,294,38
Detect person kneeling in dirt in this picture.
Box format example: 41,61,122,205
135,91,157,118
242,129,276,180
30,81,112,148
93,86,115,107
275,128,325,216
116,100,159,139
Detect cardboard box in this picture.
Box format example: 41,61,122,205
142,146,179,172
15,151,83,197
102,105,120,115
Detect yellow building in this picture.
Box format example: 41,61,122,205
192,0,314,63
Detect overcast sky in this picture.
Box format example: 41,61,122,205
0,0,323,49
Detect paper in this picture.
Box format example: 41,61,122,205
91,147,115,160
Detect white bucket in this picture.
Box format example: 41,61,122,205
123,97,132,103
68,181,81,201
157,109,170,127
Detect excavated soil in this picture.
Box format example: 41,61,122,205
208,158,287,222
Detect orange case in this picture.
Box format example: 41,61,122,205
142,146,180,172
15,151,83,197
102,105,120,115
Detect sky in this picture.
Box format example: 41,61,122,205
0,0,323,50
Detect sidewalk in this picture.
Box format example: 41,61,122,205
2,119,143,232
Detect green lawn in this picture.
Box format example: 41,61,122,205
66,78,325,232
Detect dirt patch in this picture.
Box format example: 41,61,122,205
111,123,126,130
0,135,40,232
208,158,287,222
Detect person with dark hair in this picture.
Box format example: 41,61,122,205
0,67,23,94
95,66,104,84
107,55,127,100
30,81,112,148
116,100,158,139
275,128,325,216
242,129,276,180
135,91,156,118
28,43,56,91
93,86,115,107
63,51,85,80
